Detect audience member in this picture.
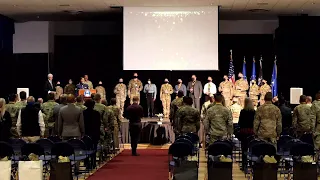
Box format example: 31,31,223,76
41,92,58,136
16,91,27,108
278,96,292,135
6,94,19,138
293,95,313,137
53,94,68,135
108,98,121,149
306,96,312,107
17,96,45,142
75,95,87,110
37,98,43,104
0,98,12,142
170,90,184,123
311,91,320,149
58,94,85,140
101,99,108,106
230,97,242,125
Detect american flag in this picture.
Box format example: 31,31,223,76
228,50,235,84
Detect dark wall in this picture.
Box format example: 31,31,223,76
53,34,274,113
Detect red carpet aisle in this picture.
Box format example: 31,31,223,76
87,149,168,180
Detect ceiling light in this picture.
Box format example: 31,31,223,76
312,2,316,5
59,4,70,7
257,2,268,5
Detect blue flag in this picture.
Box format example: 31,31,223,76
271,57,277,98
242,56,247,80
251,57,256,81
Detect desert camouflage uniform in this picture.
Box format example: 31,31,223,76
6,102,20,138
64,83,76,95
204,103,233,144
219,81,234,107
84,80,93,89
249,83,260,107
96,85,106,100
201,101,212,120
128,79,143,104
75,102,87,111
174,105,200,135
114,83,127,118
108,105,121,148
230,103,242,124
160,83,173,118
254,102,282,147
41,100,58,137
293,103,313,137
311,100,320,149
234,79,249,108
259,84,271,105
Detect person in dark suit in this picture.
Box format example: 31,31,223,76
83,99,100,168
0,98,12,142
187,75,203,111
126,96,143,156
44,74,56,95
76,77,89,90
58,94,85,140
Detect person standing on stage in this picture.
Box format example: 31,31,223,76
76,77,89,90
128,73,143,104
96,81,106,100
126,96,143,156
235,72,249,108
187,75,203,111
143,79,157,117
174,79,187,97
219,75,234,107
44,74,56,96
203,76,217,97
64,79,76,95
259,79,271,105
249,80,259,108
114,78,127,118
160,78,173,118
84,75,93,89
55,81,63,100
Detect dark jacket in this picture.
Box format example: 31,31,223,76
0,111,12,142
238,109,255,135
279,104,292,132
83,108,101,143
44,80,56,93
21,105,41,136
126,103,143,123
58,104,85,138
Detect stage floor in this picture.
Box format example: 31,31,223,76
121,117,170,123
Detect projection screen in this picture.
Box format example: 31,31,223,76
123,6,219,71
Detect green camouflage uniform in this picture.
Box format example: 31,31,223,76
108,105,121,148
169,97,184,121
200,101,212,120
174,105,200,134
15,100,27,109
6,102,20,138
254,102,282,146
293,103,313,137
94,103,106,144
75,102,87,111
41,100,58,137
103,107,116,147
311,100,320,149
204,103,233,144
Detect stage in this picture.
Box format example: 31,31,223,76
120,117,175,144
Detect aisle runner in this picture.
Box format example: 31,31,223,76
87,149,168,180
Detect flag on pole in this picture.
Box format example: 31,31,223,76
228,50,235,84
242,56,247,80
257,56,263,86
251,57,256,81
271,56,278,98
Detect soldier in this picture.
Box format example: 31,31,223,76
201,95,214,120
170,91,184,123
6,94,19,138
64,79,76,95
174,97,200,135
160,78,173,118
75,96,87,110
114,78,127,118
96,81,106,100
16,91,27,108
259,79,271,105
254,92,282,147
229,97,242,125
103,105,116,150
93,94,107,145
311,92,320,149
108,98,121,149
204,93,233,144
41,93,58,136
128,73,143,104
235,72,249,108
293,95,313,138
84,74,93,89
219,75,234,107
55,81,63,100
249,80,259,108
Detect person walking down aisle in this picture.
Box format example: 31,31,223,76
126,96,143,156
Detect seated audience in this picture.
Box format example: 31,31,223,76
0,98,12,142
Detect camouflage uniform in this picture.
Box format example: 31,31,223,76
174,105,200,135
84,80,93,89
75,102,87,111
311,100,320,149
293,103,313,137
219,80,234,107
259,84,271,105
160,83,173,118
128,79,143,104
234,78,249,108
103,107,116,148
249,83,260,107
96,85,106,100
204,103,233,144
55,85,63,100
6,102,20,138
201,101,212,120
94,103,107,144
108,105,121,148
114,83,127,118
41,100,58,137
15,100,27,109
64,83,76,95
169,97,184,121
254,102,282,146
229,103,242,124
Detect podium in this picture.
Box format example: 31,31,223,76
78,89,96,98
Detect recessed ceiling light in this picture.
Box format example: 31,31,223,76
13,5,18,7
59,4,70,7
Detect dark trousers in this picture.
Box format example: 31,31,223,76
129,122,142,154
146,93,154,116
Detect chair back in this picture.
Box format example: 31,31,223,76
21,143,45,156
175,138,193,147
277,135,294,151
168,142,193,157
299,133,314,147
290,142,315,157
9,138,27,153
251,142,276,157
175,134,192,142
67,138,87,151
0,141,14,158
207,141,233,156
82,135,94,150
51,142,74,157
186,133,200,144
248,139,264,152
36,138,54,154
48,136,62,143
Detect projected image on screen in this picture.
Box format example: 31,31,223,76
123,7,219,71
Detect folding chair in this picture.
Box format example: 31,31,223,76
9,138,27,161
36,138,55,158
48,136,62,143
81,135,97,169
299,133,314,147
67,138,90,178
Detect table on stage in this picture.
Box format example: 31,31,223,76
120,118,175,145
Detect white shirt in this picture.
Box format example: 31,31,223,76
16,109,45,137
203,82,217,95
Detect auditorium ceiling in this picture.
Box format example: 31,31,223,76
0,0,319,20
